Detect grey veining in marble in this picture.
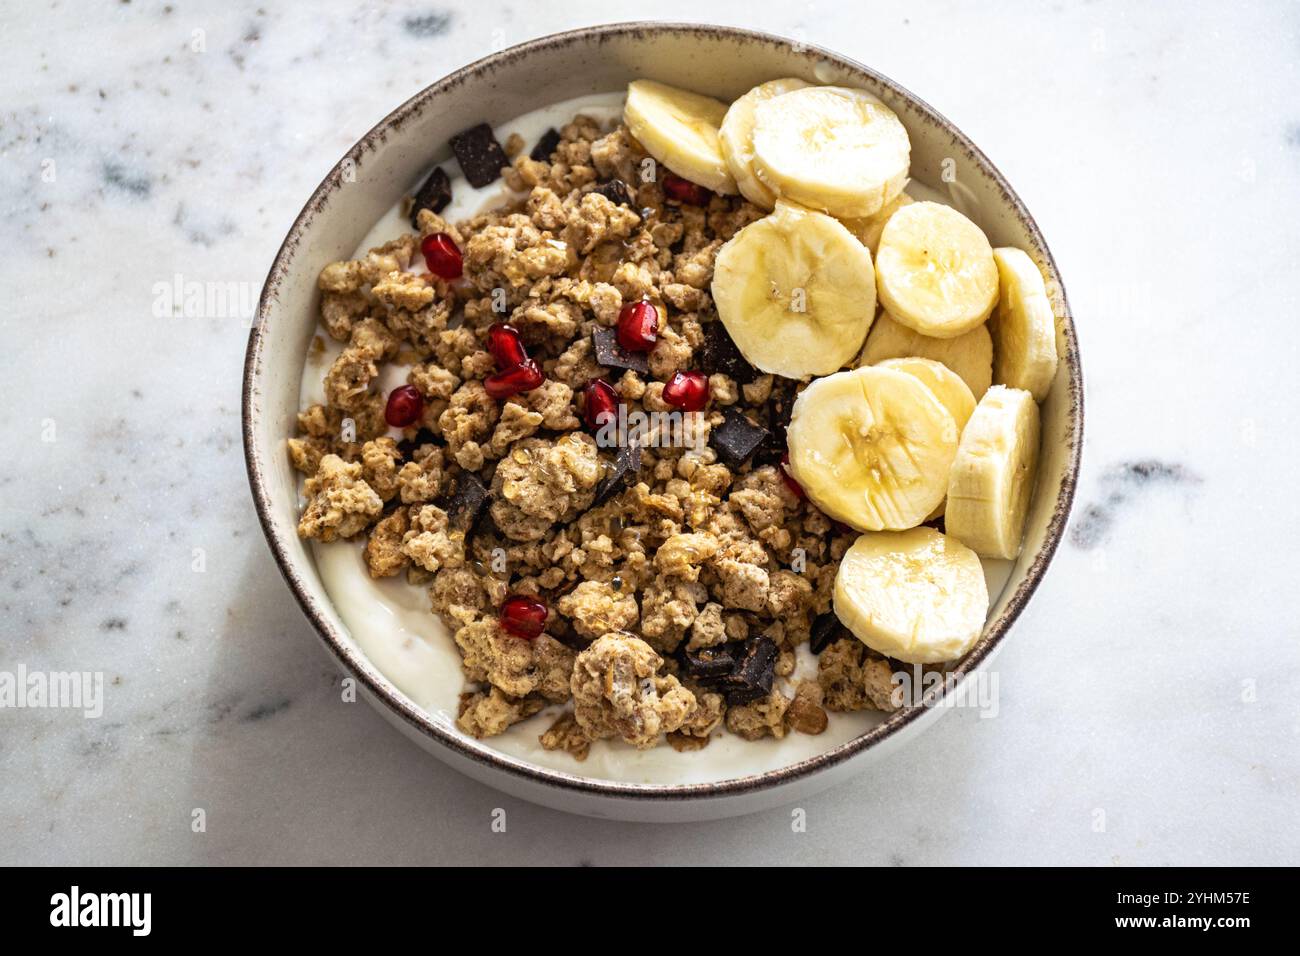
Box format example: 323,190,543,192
2,0,1298,865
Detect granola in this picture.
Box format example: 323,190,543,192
292,108,904,755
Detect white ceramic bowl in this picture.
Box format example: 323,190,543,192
243,22,1083,822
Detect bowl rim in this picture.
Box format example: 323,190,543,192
242,20,1083,802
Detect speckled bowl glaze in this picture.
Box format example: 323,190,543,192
243,22,1082,822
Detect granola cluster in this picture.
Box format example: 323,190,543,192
292,112,902,755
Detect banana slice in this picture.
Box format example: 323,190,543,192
623,79,738,195
945,385,1040,559
719,77,811,209
839,192,914,256
859,310,992,399
786,365,958,531
875,357,976,521
874,357,976,434
712,200,876,378
875,201,998,338
750,85,910,219
990,247,1058,401
834,527,989,664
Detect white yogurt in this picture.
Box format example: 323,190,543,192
297,91,1009,784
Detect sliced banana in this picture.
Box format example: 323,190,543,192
839,192,914,256
874,357,976,433
718,77,811,209
712,200,876,378
834,527,989,664
945,385,1040,560
786,365,958,531
623,79,738,195
750,85,910,219
859,310,992,399
875,201,998,338
990,247,1058,401
876,357,976,521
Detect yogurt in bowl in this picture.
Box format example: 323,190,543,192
244,23,1081,821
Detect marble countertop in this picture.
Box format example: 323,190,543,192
3,0,1297,865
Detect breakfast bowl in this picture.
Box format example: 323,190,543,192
242,22,1082,822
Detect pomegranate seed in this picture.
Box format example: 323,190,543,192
662,370,709,412
500,594,547,639
582,378,620,430
487,322,528,370
616,300,659,352
421,232,463,279
780,451,807,500
484,359,544,400
662,172,712,206
384,384,424,428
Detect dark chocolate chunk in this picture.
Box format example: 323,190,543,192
530,127,561,162
409,166,451,228
699,321,756,385
592,179,633,207
726,685,767,706
809,612,841,656
724,636,779,704
592,326,649,375
444,471,490,533
679,645,736,682
450,122,509,188
710,407,770,467
591,441,642,508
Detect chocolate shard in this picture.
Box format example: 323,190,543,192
450,122,509,188
592,326,649,375
530,127,561,162
726,686,768,706
724,636,779,704
699,320,756,385
710,407,770,468
409,166,451,228
679,645,736,682
809,612,841,656
592,179,633,207
591,441,642,508
444,471,490,533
